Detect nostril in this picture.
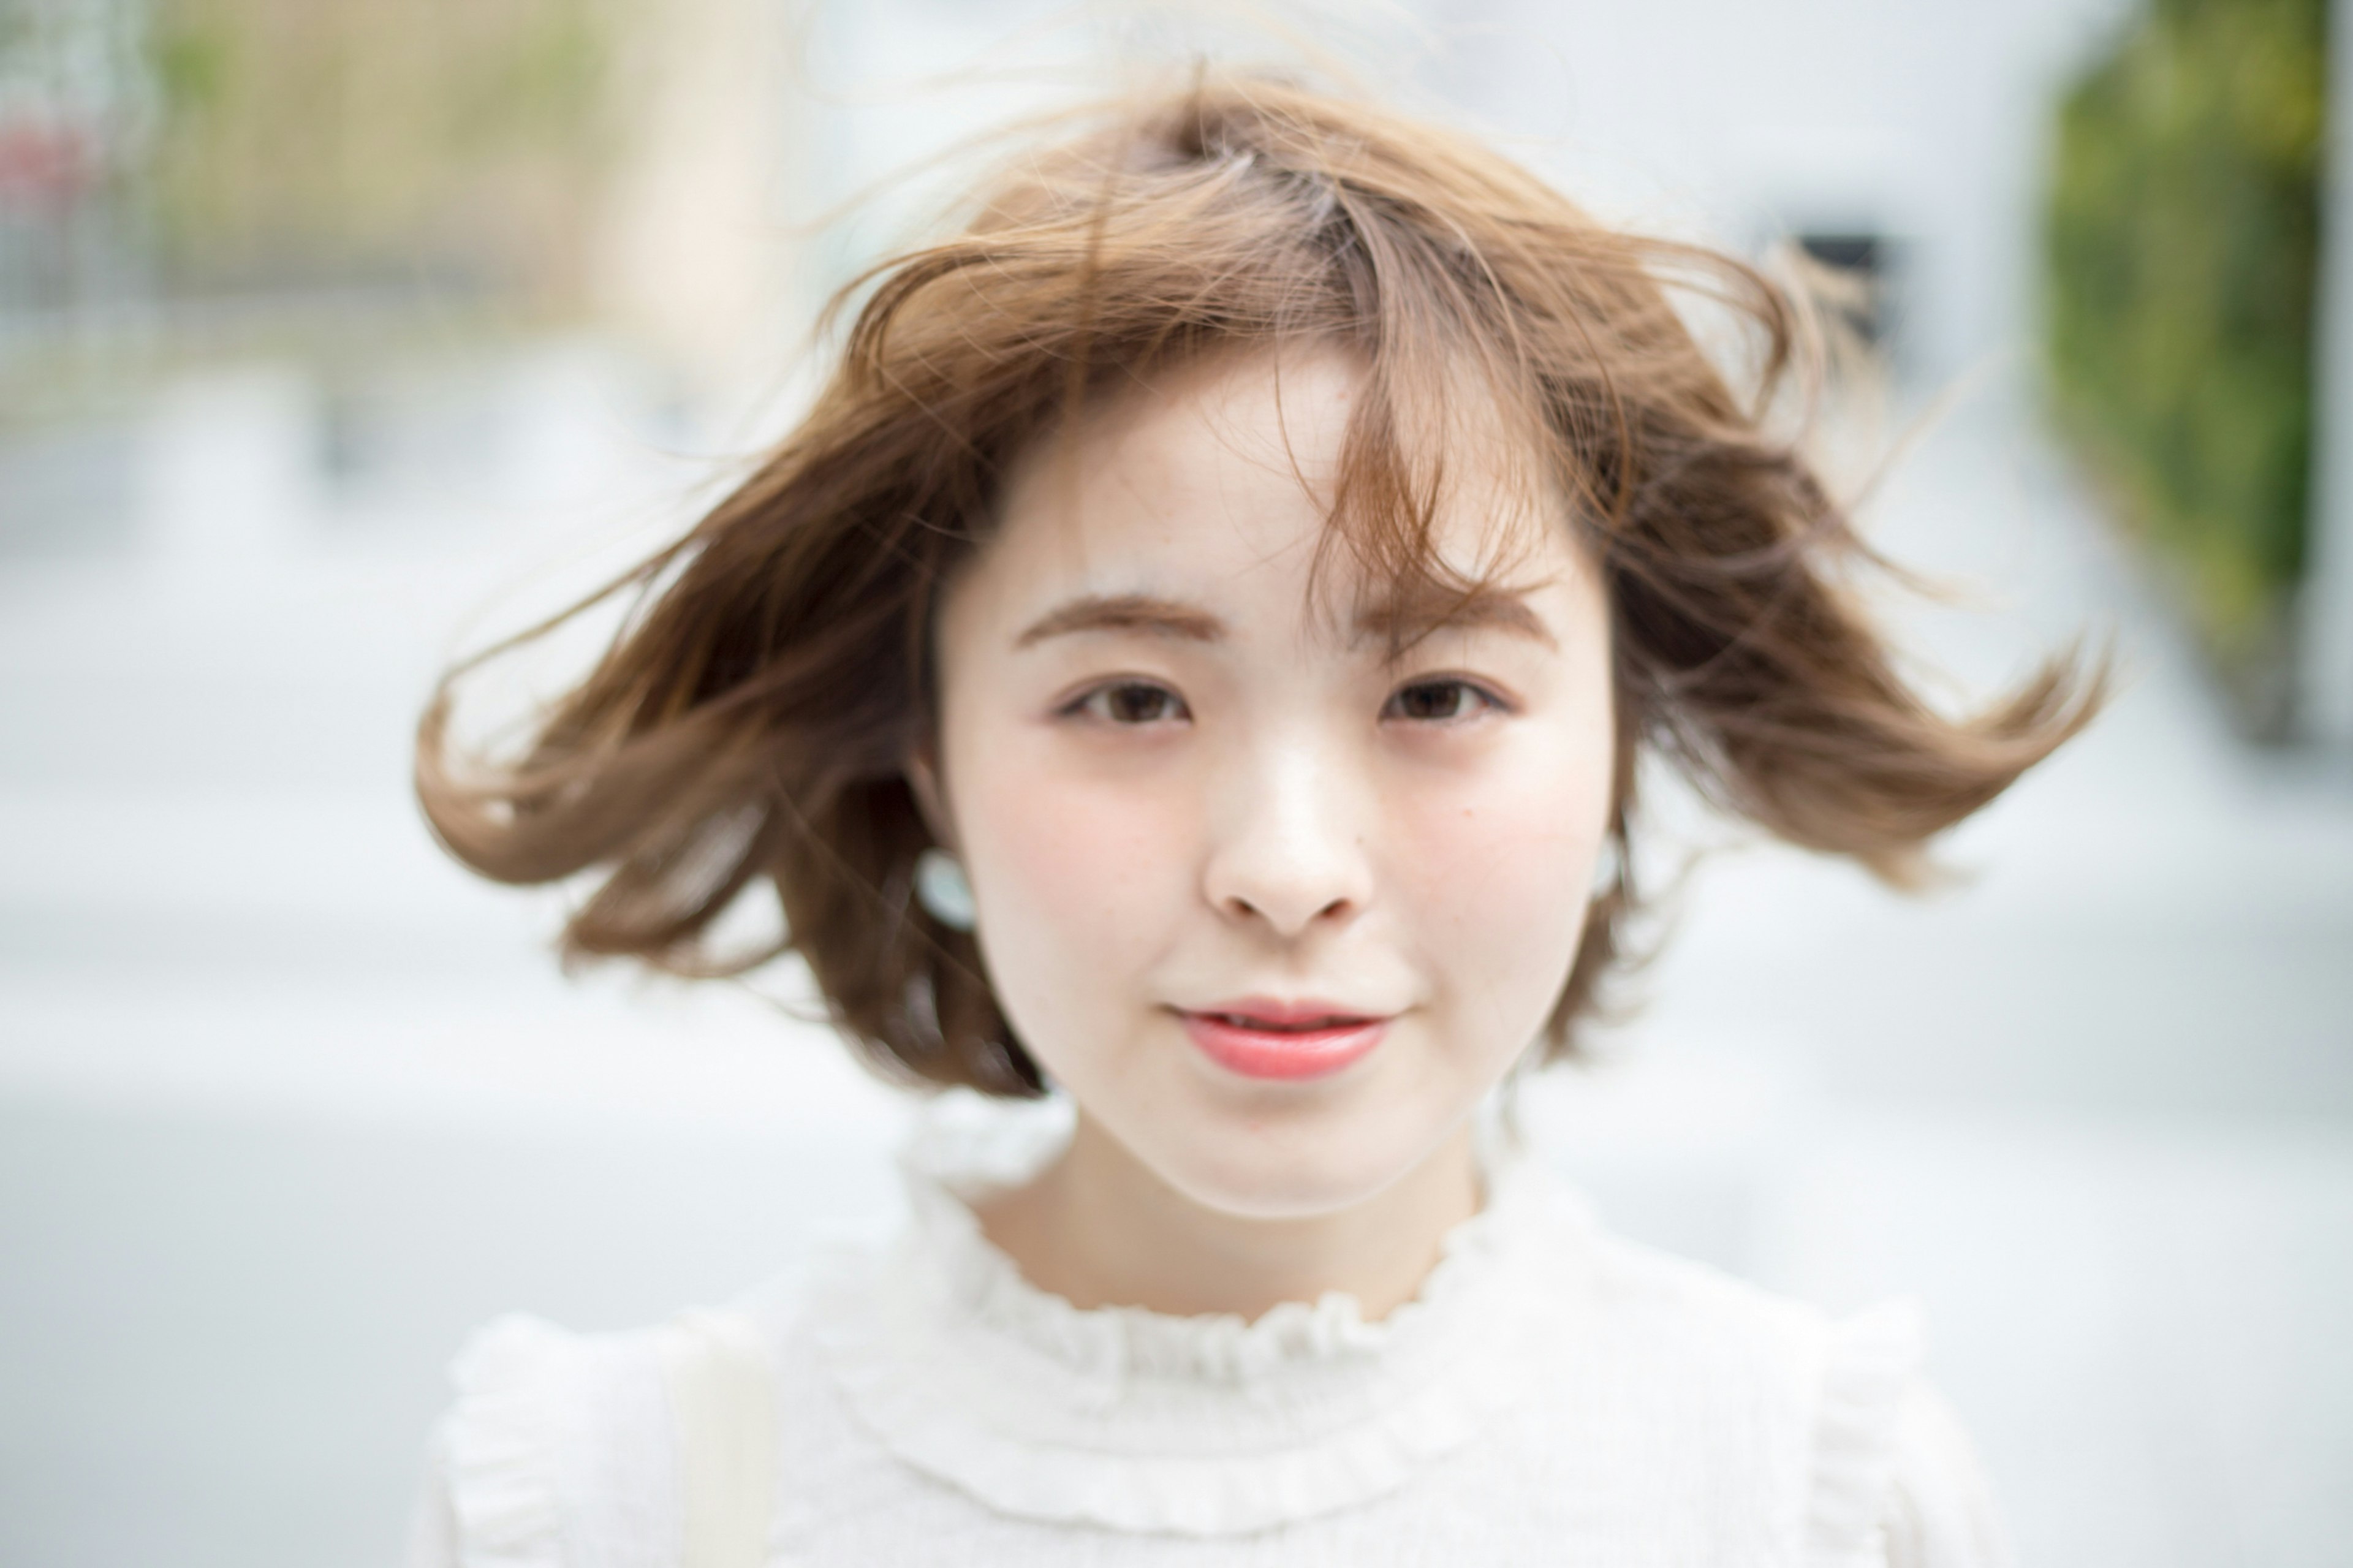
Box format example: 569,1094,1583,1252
1201,779,1375,934
1214,887,1358,935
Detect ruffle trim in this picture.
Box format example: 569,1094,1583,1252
815,1290,1534,1535
439,1313,575,1568
909,1141,1554,1392
1805,1297,1926,1568
811,1093,1593,1535
894,1091,1567,1389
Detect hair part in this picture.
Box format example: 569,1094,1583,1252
415,70,2103,1096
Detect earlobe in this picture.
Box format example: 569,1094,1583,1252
905,749,978,930
906,751,958,854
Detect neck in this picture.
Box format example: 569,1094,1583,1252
976,1112,1482,1322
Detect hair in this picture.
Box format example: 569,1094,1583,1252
415,70,2102,1097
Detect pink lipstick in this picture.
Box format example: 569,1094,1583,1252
1179,998,1389,1080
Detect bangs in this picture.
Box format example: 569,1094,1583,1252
1303,345,1573,661
880,85,1631,656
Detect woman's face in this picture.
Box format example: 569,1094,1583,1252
929,350,1615,1219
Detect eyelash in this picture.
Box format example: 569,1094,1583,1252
1058,676,1510,727
1381,677,1509,724
1064,681,1192,725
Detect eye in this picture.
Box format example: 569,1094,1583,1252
1069,680,1191,725
1382,678,1504,724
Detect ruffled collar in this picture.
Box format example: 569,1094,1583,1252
805,1092,1599,1536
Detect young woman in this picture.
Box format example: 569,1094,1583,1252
407,72,2094,1566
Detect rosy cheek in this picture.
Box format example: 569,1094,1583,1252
963,747,1193,970
1393,750,1604,995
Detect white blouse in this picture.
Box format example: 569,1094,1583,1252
407,1096,2014,1567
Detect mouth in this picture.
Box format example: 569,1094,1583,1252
1177,998,1392,1081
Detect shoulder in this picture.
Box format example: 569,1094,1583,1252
1550,1211,2012,1567
1561,1212,1881,1442
411,1313,681,1568
1580,1221,1840,1374
409,1300,795,1568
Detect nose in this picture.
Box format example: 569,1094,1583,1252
1201,730,1373,939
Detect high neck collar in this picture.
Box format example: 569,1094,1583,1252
805,1091,1600,1536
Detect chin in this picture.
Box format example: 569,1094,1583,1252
1140,1098,1444,1222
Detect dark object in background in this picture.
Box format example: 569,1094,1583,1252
1796,230,1885,344
2042,0,2324,741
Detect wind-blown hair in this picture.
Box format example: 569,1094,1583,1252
415,73,2100,1096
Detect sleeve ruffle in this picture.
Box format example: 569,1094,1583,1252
432,1313,580,1568
1804,1298,1924,1568
1878,1381,2018,1568
1804,1298,2016,1568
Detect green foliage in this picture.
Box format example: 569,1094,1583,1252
2043,0,2323,665
149,17,230,114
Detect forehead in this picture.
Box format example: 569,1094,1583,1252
980,347,1580,632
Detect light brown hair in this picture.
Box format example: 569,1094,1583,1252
416,72,2101,1096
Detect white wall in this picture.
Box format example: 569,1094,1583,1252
793,0,2139,385
1425,0,2140,382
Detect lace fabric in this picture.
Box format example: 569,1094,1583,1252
804,1094,1601,1534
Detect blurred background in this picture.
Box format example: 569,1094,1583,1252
1,1,2349,1564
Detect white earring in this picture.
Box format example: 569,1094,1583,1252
1589,836,1624,900
914,847,977,931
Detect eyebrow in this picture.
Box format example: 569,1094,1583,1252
1014,593,1229,648
1010,585,1557,653
1353,585,1558,653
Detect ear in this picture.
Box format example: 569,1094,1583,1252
904,748,959,854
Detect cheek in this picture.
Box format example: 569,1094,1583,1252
954,741,1197,1016
982,779,1166,932
1390,733,1611,1008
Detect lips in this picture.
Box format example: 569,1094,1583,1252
1178,998,1390,1080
